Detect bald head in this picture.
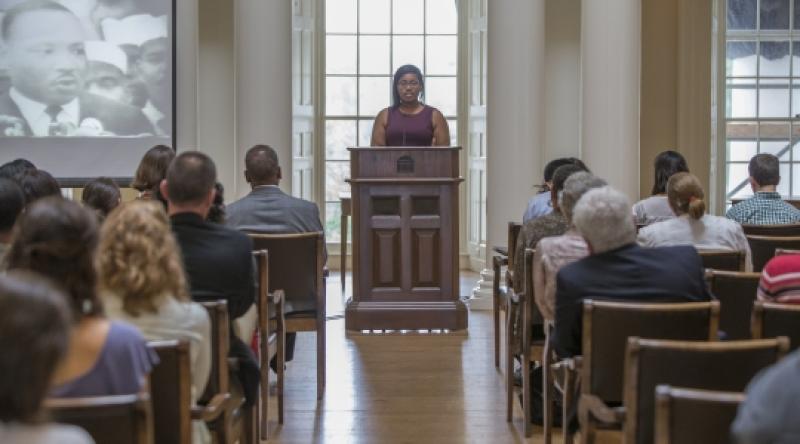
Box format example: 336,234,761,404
244,145,281,187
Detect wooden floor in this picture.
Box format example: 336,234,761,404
263,272,619,443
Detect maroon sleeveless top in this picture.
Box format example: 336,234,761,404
384,105,435,146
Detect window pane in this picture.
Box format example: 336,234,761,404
780,163,791,195
761,0,790,30
359,0,390,34
393,36,424,73
793,80,800,117
359,76,391,117
727,163,753,199
326,0,357,33
759,79,790,118
426,0,458,34
727,0,757,30
796,0,800,29
326,120,356,160
425,77,457,116
393,0,424,34
793,164,800,196
794,41,800,75
448,119,457,146
359,36,391,74
325,162,351,201
426,36,458,75
759,122,791,159
760,41,790,77
326,77,357,115
325,202,342,243
326,35,357,74
358,119,374,146
727,140,758,161
727,41,757,77
727,78,757,118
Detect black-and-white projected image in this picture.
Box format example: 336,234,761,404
0,0,174,181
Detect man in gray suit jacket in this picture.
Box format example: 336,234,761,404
226,144,326,369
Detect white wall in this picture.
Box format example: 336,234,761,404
544,0,581,161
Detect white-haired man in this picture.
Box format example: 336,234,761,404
552,186,712,358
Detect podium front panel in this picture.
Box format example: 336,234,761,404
345,147,467,331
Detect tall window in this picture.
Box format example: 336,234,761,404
724,0,800,204
323,0,459,242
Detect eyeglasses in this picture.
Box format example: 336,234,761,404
398,80,420,87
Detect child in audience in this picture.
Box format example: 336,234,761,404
5,197,157,398
82,177,121,221
0,270,93,444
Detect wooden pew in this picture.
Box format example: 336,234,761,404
46,393,154,444
149,339,192,444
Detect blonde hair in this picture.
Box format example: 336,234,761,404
667,172,706,220
96,200,189,316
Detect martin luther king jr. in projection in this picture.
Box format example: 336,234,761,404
0,0,153,137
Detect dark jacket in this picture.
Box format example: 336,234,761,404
171,212,259,405
553,243,713,358
0,91,154,136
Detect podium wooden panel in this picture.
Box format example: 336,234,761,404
344,147,467,331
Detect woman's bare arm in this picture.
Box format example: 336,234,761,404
431,109,451,146
370,108,389,146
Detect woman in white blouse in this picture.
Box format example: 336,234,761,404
96,201,212,444
632,150,689,225
638,172,752,271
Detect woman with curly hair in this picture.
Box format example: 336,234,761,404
97,200,211,443
5,197,156,398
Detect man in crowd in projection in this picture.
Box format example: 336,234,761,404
0,0,153,137
84,40,131,104
102,13,170,136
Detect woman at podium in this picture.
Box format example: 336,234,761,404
371,64,450,147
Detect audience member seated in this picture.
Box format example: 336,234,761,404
17,169,61,205
81,177,121,221
0,271,93,444
513,163,586,291
0,178,24,258
5,197,157,397
131,145,175,207
98,200,211,443
632,150,688,225
0,158,35,182
523,157,587,223
226,144,326,370
533,172,606,323
731,348,800,443
638,172,752,271
207,182,226,224
726,153,800,225
553,186,712,358
757,254,800,304
161,151,259,406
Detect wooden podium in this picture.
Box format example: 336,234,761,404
344,146,468,331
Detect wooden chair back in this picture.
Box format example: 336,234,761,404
46,393,153,444
199,301,230,404
746,235,800,271
507,222,522,270
775,248,800,256
653,385,744,444
698,250,745,272
248,232,324,318
752,301,800,350
623,337,788,444
705,270,761,339
149,340,192,444
582,300,719,403
741,223,800,237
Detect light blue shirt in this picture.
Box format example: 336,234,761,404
523,192,553,223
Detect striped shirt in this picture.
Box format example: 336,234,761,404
726,192,800,225
758,254,800,304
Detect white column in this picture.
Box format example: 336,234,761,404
234,0,292,199
581,0,641,200
471,0,545,310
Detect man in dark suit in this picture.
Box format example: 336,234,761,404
553,186,713,358
0,0,153,137
226,144,326,369
161,151,259,406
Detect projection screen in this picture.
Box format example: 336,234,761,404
0,0,175,185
